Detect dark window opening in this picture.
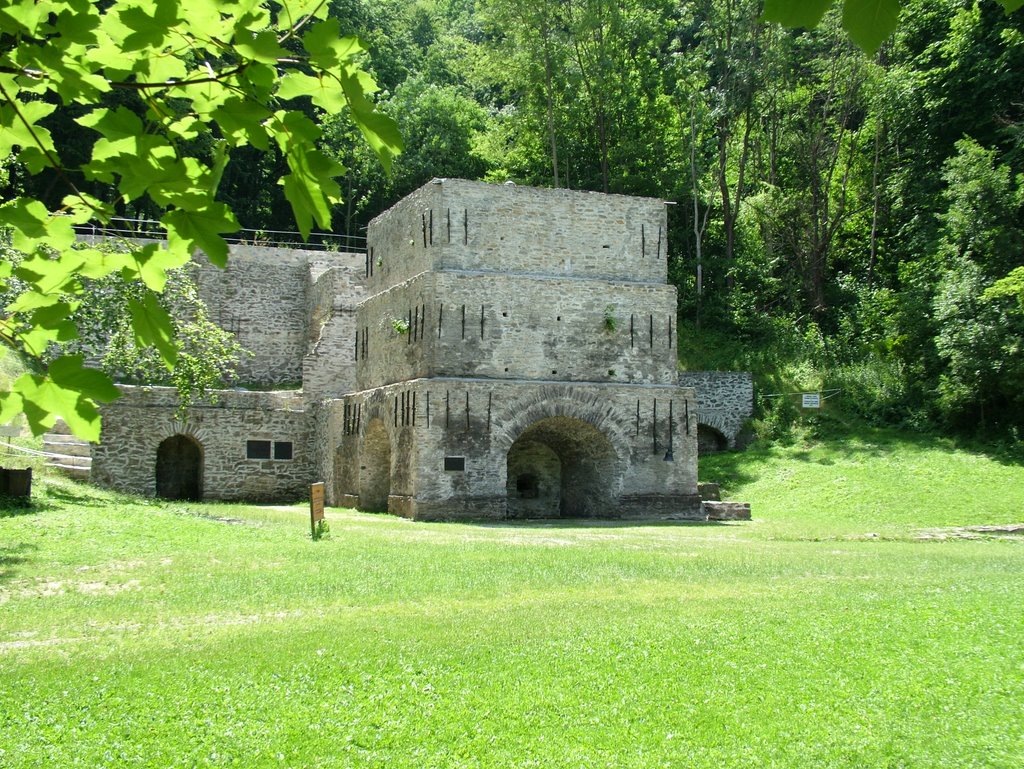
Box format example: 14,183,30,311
246,440,271,459
444,456,465,472
247,440,294,460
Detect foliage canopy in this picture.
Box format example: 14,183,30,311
0,0,401,440
763,0,1024,51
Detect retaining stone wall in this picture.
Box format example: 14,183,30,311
190,245,363,388
93,386,311,502
677,371,754,449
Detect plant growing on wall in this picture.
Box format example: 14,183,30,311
603,304,618,333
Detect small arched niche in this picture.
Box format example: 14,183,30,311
697,424,728,455
358,418,392,512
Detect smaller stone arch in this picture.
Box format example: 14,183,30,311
155,434,204,500
697,424,728,455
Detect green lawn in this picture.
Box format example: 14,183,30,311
2,431,1022,768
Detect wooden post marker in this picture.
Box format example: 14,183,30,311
310,481,325,538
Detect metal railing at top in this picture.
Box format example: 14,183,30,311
72,217,368,253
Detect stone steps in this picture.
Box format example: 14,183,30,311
42,434,93,457
41,419,92,480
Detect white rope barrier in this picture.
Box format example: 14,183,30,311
0,442,87,462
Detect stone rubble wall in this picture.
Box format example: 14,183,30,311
354,272,678,390
308,398,344,504
677,371,754,448
703,501,751,521
302,258,366,398
366,179,668,293
93,386,311,502
190,245,363,389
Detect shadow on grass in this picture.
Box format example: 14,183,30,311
800,416,1024,466
0,496,36,518
0,541,38,583
699,449,762,489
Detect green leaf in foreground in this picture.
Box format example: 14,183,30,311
8,359,116,440
0,0,400,440
48,354,121,403
761,0,1023,53
842,0,901,52
162,204,239,268
761,0,833,30
128,293,177,369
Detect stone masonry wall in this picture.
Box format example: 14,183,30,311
190,245,363,388
366,179,669,293
677,371,754,448
355,272,678,390
328,378,700,520
364,183,440,292
93,386,311,501
303,256,366,398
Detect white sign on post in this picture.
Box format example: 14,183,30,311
801,393,821,409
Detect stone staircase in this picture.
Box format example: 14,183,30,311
42,419,92,480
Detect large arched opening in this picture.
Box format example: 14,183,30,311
358,418,391,512
155,434,203,501
506,416,617,518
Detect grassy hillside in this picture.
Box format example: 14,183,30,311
701,427,1024,539
1,435,1022,768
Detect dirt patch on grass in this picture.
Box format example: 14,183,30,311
916,523,1024,541
0,577,144,603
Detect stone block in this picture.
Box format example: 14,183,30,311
702,501,751,521
698,482,721,501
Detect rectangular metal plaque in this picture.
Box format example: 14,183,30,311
801,393,821,409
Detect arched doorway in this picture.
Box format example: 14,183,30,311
697,424,728,454
359,418,391,512
155,434,203,500
506,416,617,518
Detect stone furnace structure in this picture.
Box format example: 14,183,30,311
92,179,705,520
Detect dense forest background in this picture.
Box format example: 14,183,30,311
8,0,1023,440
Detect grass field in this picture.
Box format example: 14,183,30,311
2,430,1022,768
